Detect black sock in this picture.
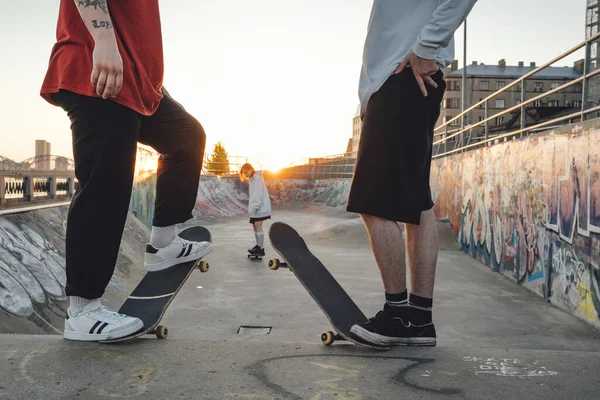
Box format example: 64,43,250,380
385,291,408,317
409,294,433,325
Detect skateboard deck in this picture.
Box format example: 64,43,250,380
101,225,211,343
268,222,388,350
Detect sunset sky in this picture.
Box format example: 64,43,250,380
0,0,587,170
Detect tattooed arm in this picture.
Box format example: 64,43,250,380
73,0,123,99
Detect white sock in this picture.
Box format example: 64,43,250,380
255,231,264,248
150,225,178,248
69,296,94,316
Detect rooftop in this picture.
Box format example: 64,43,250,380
446,64,582,80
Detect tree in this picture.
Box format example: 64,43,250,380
206,141,230,175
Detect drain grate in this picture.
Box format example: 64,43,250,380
237,326,272,335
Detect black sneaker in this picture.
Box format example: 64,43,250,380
350,304,436,347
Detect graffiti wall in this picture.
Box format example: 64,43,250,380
0,207,148,334
431,121,600,329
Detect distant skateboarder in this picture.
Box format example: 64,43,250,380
40,0,211,341
240,163,272,257
346,0,477,346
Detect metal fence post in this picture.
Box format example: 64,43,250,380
444,125,448,153
0,176,5,205
484,100,488,144
68,177,75,197
49,176,57,199
582,40,591,120
24,176,33,201
520,81,526,137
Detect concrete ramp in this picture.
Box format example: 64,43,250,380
130,176,353,227
0,206,149,335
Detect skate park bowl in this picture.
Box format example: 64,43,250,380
1,119,600,398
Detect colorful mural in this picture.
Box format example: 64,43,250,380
431,122,600,328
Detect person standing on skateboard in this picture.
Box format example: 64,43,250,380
240,163,272,257
40,0,211,342
347,0,477,347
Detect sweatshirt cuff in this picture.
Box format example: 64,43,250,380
412,41,437,61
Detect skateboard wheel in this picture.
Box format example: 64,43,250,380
198,260,209,273
156,325,168,339
321,331,335,346
268,258,280,270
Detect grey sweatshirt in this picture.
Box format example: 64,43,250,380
359,0,477,116
248,171,272,218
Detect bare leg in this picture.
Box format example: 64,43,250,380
361,214,406,294
252,221,264,232
405,209,438,298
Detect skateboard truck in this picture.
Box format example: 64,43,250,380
321,331,346,346
150,325,169,339
268,258,289,270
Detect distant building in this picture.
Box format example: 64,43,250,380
437,59,584,136
587,0,599,69
586,0,600,109
34,140,52,171
348,105,362,158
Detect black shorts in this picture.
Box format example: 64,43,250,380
250,216,271,224
346,68,446,225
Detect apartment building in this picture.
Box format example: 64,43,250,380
438,59,584,133
587,0,599,69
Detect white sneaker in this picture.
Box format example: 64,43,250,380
64,299,143,341
144,236,212,272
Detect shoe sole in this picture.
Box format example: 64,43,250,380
63,319,144,342
350,325,436,347
145,245,212,272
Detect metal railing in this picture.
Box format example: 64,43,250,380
202,155,264,176
269,153,355,179
0,175,76,206
433,31,600,159
201,153,356,179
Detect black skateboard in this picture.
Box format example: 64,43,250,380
101,226,211,343
268,222,388,350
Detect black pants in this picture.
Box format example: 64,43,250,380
52,89,206,299
346,69,446,225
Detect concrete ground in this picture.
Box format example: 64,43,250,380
1,209,599,399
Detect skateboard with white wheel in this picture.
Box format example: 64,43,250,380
101,226,212,343
268,222,388,350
